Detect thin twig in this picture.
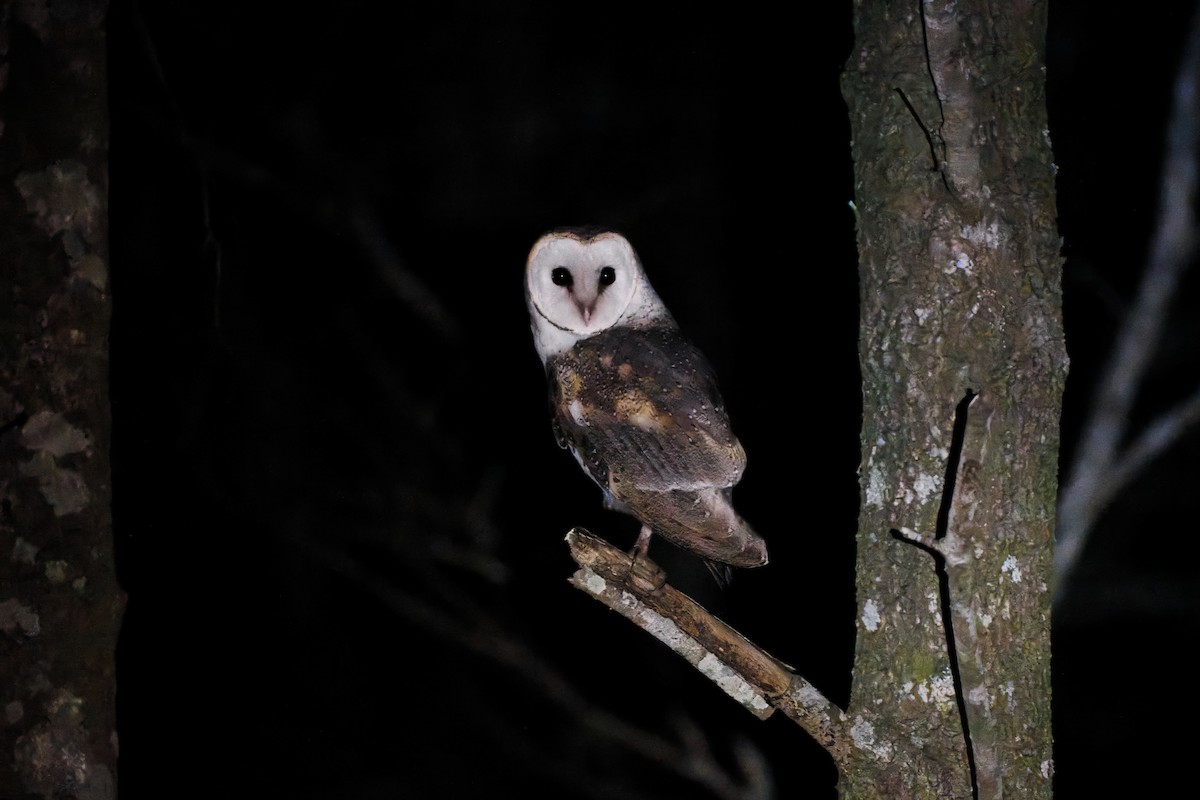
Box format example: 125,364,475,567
1055,6,1200,604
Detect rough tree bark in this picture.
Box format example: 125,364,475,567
0,3,120,797
838,0,1064,797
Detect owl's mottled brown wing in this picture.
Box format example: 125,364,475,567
548,325,746,495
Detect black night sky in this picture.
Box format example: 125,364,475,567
105,2,1200,798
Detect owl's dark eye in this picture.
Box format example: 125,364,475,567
599,266,616,286
551,267,573,287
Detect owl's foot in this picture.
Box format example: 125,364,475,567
628,525,666,593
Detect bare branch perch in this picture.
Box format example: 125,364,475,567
565,528,851,763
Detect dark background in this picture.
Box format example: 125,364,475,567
106,1,1200,797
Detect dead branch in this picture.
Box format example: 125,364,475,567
565,528,852,765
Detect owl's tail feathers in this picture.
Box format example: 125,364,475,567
625,486,769,569
704,560,735,589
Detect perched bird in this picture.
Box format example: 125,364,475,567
524,226,768,580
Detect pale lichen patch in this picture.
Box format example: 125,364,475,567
44,560,70,584
960,220,1002,249
849,717,893,760
698,653,770,714
47,689,84,720
1001,554,1022,583
15,160,108,290
17,412,93,516
73,253,108,290
635,604,694,656
0,597,41,637
968,684,991,710
909,471,940,504
865,465,887,507
583,569,607,594
945,251,974,275
13,688,115,800
916,672,957,707
18,452,90,516
791,679,829,709
15,160,102,241
861,599,881,632
11,537,39,565
20,411,92,458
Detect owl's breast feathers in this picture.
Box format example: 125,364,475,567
547,325,767,567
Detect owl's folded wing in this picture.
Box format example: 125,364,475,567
574,401,746,493
551,328,747,493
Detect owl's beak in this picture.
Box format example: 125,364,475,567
575,299,596,325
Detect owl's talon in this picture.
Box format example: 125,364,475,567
631,524,654,560
624,524,665,590
628,552,667,593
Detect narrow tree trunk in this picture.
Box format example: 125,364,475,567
0,4,120,797
839,1,1065,796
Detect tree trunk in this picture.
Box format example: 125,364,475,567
839,1,1065,796
0,3,120,797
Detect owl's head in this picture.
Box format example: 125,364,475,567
525,227,673,362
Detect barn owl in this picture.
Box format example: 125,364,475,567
525,226,768,579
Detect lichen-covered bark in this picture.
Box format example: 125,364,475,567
839,1,1065,797
0,3,120,798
